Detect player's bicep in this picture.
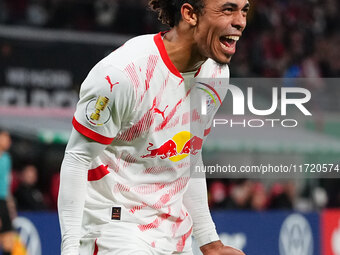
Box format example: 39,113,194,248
73,63,134,145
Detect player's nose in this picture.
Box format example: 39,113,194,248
231,11,247,31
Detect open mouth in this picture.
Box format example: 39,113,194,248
220,35,240,53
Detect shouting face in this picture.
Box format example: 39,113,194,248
193,0,249,64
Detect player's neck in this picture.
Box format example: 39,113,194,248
163,28,206,73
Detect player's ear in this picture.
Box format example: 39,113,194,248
181,3,198,26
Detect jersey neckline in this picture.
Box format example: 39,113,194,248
154,32,202,80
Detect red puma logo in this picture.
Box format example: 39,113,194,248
105,76,119,92
149,99,168,120
154,105,168,120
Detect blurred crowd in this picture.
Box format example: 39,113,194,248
208,180,296,211
0,129,59,211
0,0,159,34
7,164,59,212
231,0,340,78
11,164,58,211
207,179,335,211
0,0,339,78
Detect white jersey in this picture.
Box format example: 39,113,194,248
72,32,229,253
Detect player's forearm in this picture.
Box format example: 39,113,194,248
58,129,107,254
183,175,219,247
58,152,88,254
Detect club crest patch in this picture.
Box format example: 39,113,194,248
205,94,216,114
85,96,111,126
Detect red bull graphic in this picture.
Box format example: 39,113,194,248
180,135,202,155
142,140,177,159
141,131,203,162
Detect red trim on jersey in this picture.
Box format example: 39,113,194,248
93,239,98,255
204,127,211,136
194,66,202,77
72,117,114,145
154,32,183,79
88,165,110,181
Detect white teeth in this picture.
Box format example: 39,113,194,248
224,35,240,41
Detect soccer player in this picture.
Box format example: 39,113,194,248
0,130,14,255
58,0,249,254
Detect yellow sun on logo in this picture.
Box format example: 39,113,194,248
169,131,192,162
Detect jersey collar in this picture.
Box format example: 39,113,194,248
154,32,203,80
154,32,183,79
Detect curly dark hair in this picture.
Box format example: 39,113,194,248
149,0,205,28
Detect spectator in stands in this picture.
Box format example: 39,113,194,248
94,0,118,31
268,182,294,210
250,182,268,211
14,164,46,211
225,180,252,210
208,180,228,209
26,0,48,26
0,129,15,255
320,167,340,208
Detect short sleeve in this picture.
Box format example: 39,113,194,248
73,62,135,145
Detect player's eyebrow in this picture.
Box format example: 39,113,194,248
243,2,250,10
221,1,250,10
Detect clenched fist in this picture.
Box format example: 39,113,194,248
200,240,245,255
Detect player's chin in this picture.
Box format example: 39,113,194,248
214,53,233,65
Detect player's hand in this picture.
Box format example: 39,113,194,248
200,240,245,255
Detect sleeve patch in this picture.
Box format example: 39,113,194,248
85,96,111,126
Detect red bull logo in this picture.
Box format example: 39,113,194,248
141,131,203,162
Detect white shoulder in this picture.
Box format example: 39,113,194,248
100,34,157,71
79,60,132,100
200,58,230,79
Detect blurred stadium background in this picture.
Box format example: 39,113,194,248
0,0,339,254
